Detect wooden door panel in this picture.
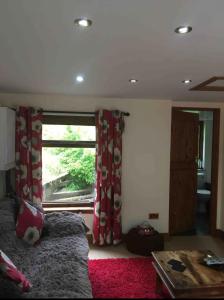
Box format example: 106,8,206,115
171,113,198,163
170,168,197,234
169,110,199,235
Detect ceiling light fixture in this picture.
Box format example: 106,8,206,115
182,79,192,84
74,18,92,28
175,26,192,34
129,78,138,84
76,75,84,83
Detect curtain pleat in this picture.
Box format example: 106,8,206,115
93,110,124,246
15,107,43,206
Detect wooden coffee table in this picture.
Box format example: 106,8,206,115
152,250,224,298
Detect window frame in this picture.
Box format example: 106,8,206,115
42,114,96,209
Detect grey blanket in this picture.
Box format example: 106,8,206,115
0,207,92,298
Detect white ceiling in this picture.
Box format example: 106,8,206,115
1,0,224,101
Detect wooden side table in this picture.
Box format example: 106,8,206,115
125,227,164,256
152,250,224,298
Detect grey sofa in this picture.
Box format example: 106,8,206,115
0,198,92,298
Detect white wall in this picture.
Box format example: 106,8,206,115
0,93,172,233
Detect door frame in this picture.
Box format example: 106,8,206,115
169,107,220,236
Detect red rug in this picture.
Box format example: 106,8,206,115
88,257,166,298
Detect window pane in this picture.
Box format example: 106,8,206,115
42,147,96,203
42,125,96,141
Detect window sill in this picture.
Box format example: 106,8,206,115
42,201,94,207
43,206,94,214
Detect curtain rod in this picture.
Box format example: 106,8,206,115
10,107,130,116
43,110,130,116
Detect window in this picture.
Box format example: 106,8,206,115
42,114,96,207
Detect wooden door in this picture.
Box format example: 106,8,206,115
169,110,199,235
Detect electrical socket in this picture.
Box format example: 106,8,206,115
149,213,159,219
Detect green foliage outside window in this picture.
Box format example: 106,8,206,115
48,126,95,191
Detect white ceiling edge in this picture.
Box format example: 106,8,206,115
1,88,224,103
0,92,172,103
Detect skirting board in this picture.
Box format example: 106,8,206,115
87,233,169,245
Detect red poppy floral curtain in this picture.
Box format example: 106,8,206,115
15,107,43,206
93,110,124,246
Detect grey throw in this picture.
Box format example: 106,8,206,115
0,207,92,298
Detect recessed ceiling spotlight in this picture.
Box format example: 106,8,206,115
129,78,138,84
182,79,192,84
74,18,92,28
175,26,192,34
76,75,84,83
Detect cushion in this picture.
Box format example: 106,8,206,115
14,196,44,219
44,211,89,238
26,199,44,214
16,200,44,245
0,250,31,293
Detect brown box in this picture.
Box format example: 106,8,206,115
125,227,164,256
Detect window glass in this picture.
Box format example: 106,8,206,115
42,125,96,141
42,123,96,204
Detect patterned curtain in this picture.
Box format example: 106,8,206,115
15,107,43,206
93,110,124,246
